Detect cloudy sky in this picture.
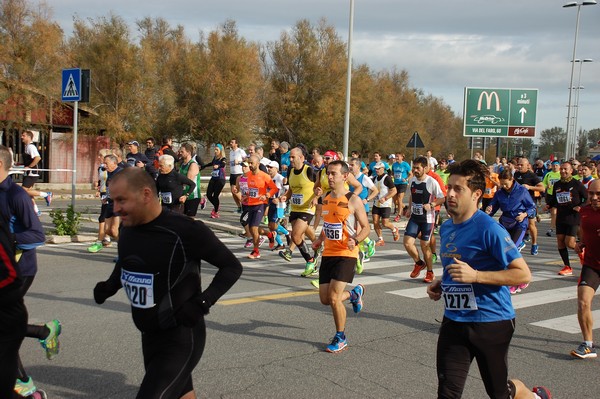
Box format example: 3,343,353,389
50,0,600,138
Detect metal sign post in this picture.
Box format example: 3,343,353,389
61,68,82,209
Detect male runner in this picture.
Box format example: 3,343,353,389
545,161,587,276
228,138,247,213
93,167,242,399
311,160,370,353
391,152,412,222
19,131,52,215
543,161,561,237
514,158,544,255
405,156,445,283
571,179,600,358
372,162,398,246
427,159,551,399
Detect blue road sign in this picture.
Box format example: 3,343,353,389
62,68,81,102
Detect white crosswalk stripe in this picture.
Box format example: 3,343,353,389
531,310,600,334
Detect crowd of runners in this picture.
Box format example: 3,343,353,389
5,135,600,398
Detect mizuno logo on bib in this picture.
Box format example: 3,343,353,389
121,269,155,309
441,284,478,311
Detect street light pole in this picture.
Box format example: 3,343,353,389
563,1,597,160
342,0,355,161
572,58,593,153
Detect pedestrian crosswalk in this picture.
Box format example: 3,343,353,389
216,232,596,337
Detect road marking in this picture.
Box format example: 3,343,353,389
530,310,600,334
220,289,317,305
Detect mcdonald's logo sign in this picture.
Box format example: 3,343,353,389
477,91,501,111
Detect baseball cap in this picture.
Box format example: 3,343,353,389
128,140,140,147
375,162,385,169
551,160,560,165
323,150,338,160
388,154,396,160
241,161,249,167
269,160,279,169
260,158,270,166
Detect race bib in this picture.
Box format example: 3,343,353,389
211,169,220,178
484,188,492,195
121,269,155,309
556,191,571,204
323,222,343,241
394,172,402,180
230,160,235,167
100,194,108,200
412,203,424,215
249,188,259,198
291,193,304,205
160,192,173,204
442,284,478,311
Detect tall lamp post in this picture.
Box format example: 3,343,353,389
563,0,597,160
342,0,355,161
572,58,593,153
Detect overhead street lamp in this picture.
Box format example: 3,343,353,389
571,58,593,153
563,0,597,160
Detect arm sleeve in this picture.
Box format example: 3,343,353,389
192,222,242,305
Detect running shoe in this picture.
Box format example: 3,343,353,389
558,265,573,276
410,260,426,278
531,244,539,256
45,192,53,206
248,250,260,259
523,234,531,243
394,214,400,222
432,253,438,263
258,236,266,247
200,197,207,210
301,260,317,277
87,242,103,253
367,239,376,258
313,242,324,260
326,335,348,353
236,207,242,214
518,283,529,292
14,377,37,397
279,248,292,262
517,242,526,252
571,342,597,359
392,228,399,241
536,215,542,223
434,227,439,235
350,284,364,313
31,390,48,399
271,244,286,251
375,238,385,247
102,238,112,247
532,386,552,399
210,209,218,219
262,216,268,225
509,285,520,295
356,251,364,275
423,270,434,283
244,239,253,248
40,319,62,360
546,229,554,237
36,208,42,217
267,232,275,249
310,279,319,289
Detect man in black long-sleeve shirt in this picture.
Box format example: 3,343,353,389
545,161,587,276
94,167,242,399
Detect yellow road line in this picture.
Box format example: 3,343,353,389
220,290,318,305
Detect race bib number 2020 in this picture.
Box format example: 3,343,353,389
121,269,155,309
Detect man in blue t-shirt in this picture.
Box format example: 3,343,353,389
426,159,551,399
391,152,411,221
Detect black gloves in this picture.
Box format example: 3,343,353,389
175,293,211,327
94,281,116,304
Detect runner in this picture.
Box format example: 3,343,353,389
201,144,227,219
19,131,52,216
571,179,600,359
87,149,113,253
542,161,561,237
391,152,412,222
427,159,551,399
228,138,247,213
310,160,370,353
93,167,242,399
156,155,196,214
514,158,545,255
372,162,398,246
178,142,206,217
278,147,319,277
545,161,587,276
404,156,445,283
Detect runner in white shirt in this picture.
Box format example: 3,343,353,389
229,138,247,213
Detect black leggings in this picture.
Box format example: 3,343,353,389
137,319,206,399
0,297,27,399
436,317,515,399
206,179,225,211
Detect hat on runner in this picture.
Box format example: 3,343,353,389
260,158,270,166
375,162,385,169
128,140,140,147
551,160,560,165
323,150,338,160
388,154,396,159
241,161,249,167
269,160,279,169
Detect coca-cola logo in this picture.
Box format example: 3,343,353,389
513,128,529,135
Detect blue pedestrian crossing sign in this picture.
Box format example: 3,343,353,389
61,68,81,102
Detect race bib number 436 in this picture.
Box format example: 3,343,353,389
441,284,478,311
121,269,155,309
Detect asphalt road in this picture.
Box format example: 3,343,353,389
20,197,600,398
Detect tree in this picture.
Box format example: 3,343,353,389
538,127,566,160
0,0,64,128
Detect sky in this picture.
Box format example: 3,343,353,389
49,0,600,139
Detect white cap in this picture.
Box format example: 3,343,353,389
269,160,279,169
374,162,385,169
260,157,270,166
